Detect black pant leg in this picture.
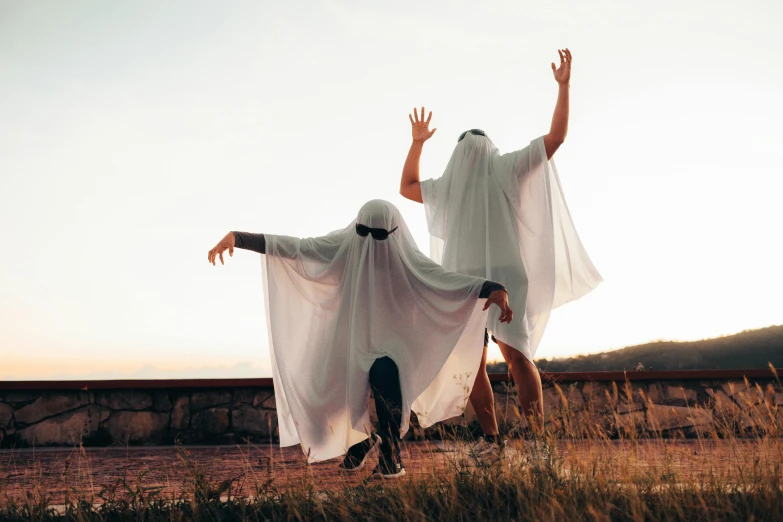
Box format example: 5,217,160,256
368,356,402,442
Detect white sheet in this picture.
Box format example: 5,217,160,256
421,133,602,360
261,200,493,462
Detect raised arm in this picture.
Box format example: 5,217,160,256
399,107,436,204
543,49,572,160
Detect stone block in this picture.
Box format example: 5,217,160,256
666,386,698,403
0,428,13,446
647,405,712,431
731,389,765,417
710,390,761,431
617,402,644,414
18,405,108,446
721,380,749,397
614,381,642,406
96,391,153,411
567,411,608,435
254,392,276,410
646,384,662,404
2,392,39,404
233,388,256,405
761,384,777,406
563,386,585,411
581,382,610,410
232,405,277,437
542,387,562,421
171,396,190,430
711,390,742,419
0,403,13,428
153,392,171,412
191,407,229,434
615,411,646,431
190,391,232,411
15,392,89,425
175,430,204,444
104,411,169,444
208,433,237,445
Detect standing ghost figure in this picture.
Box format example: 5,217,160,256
400,49,602,452
207,199,513,478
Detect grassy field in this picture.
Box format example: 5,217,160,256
1,376,782,521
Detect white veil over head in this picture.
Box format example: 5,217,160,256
421,133,602,360
262,199,490,462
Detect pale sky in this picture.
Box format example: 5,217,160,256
1,0,781,380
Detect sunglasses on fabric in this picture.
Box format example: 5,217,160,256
458,129,486,142
355,223,398,241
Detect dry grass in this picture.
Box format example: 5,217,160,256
1,374,781,521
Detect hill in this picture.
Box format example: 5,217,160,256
486,325,783,373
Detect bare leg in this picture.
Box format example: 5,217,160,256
468,343,499,436
497,341,544,433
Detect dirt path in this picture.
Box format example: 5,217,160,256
1,440,779,505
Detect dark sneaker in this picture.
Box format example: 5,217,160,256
339,433,381,472
370,460,406,479
370,439,406,479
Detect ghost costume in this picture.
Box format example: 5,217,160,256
420,133,602,361
244,200,503,463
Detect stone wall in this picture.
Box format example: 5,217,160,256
474,376,783,438
0,387,278,448
1,372,781,448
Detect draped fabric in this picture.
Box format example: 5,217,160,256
261,200,491,462
421,134,602,360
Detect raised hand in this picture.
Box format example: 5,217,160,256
408,106,437,143
483,289,514,323
551,48,572,86
208,232,235,266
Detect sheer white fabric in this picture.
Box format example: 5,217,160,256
421,134,602,360
261,200,491,462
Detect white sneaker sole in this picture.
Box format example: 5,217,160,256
370,467,407,480
339,434,382,473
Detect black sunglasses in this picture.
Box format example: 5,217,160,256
356,223,398,241
458,129,486,142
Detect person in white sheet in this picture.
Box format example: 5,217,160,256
207,199,513,478
399,49,602,451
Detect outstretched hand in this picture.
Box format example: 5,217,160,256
208,232,235,266
483,290,514,323
551,48,572,85
409,106,437,143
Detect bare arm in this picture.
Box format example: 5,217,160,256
208,231,236,265
208,231,298,265
543,49,572,160
400,140,425,203
399,107,436,204
483,288,514,324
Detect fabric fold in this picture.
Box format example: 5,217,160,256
421,133,602,360
261,199,491,462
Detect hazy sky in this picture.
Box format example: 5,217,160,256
1,0,781,380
